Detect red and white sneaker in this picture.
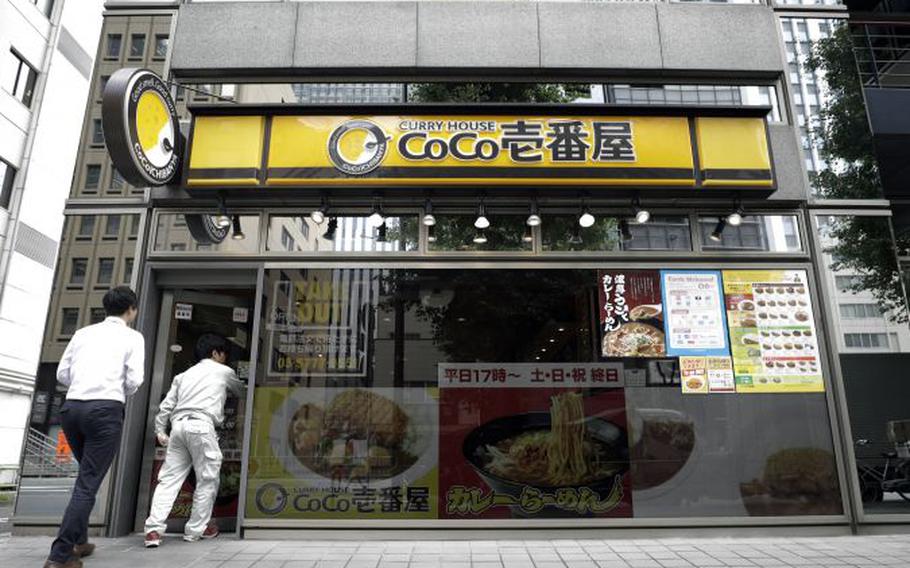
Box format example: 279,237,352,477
144,531,161,548
183,523,219,542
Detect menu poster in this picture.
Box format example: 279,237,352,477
723,270,824,393
680,357,709,394
439,384,632,519
706,356,736,393
660,270,729,357
598,270,666,358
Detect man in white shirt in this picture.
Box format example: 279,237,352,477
45,286,145,568
144,333,244,548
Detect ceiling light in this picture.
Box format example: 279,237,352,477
215,193,231,228
633,197,650,224
710,218,727,242
578,209,595,228
726,199,744,227
522,225,533,243
527,200,541,227
568,225,583,245
474,201,490,229
473,231,488,244
367,198,384,228
310,197,328,225
427,224,437,243
231,215,245,240
619,219,633,242
422,199,436,227
323,217,338,240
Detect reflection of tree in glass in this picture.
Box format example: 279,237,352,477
807,26,909,322
542,216,621,252
430,215,529,252
378,270,595,363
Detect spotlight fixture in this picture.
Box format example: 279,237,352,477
526,199,542,227
310,196,328,224
727,201,744,227
473,230,488,244
214,193,231,229
231,215,245,240
427,224,437,243
578,207,595,228
568,225,583,245
474,200,490,230
422,199,436,227
376,221,388,243
710,218,727,242
619,219,633,242
323,217,338,240
367,197,384,228
522,225,533,243
633,197,650,224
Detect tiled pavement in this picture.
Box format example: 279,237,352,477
1,534,909,568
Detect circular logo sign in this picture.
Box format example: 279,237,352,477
102,68,181,186
327,120,389,176
255,482,289,515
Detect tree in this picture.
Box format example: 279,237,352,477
806,25,909,322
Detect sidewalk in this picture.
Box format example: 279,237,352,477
1,534,909,568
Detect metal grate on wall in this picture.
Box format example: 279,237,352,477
14,223,58,269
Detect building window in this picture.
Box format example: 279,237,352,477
77,216,95,239
123,258,134,283
281,227,296,251
32,0,55,17
835,275,860,292
91,119,104,146
129,34,146,59
85,164,101,191
2,49,38,108
154,35,168,59
170,243,187,252
128,215,139,239
0,158,16,210
839,303,883,319
105,34,122,59
844,332,890,349
96,258,114,286
90,307,106,324
109,168,125,192
60,308,79,336
68,258,87,286
104,215,121,238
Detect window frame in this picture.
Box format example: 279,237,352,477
3,49,38,108
105,33,122,60
129,33,146,60
0,157,17,210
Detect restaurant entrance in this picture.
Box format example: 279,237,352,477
134,285,254,534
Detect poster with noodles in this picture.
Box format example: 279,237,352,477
438,382,632,519
598,270,665,358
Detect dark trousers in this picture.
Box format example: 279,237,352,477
48,399,124,563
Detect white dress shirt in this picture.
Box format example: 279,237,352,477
57,316,146,403
154,358,244,435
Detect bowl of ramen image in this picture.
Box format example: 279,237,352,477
603,322,666,357
629,304,662,321
463,392,628,516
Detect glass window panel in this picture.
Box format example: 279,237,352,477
77,215,95,238
605,84,780,122
3,50,37,107
123,258,134,283
109,168,125,191
91,119,104,145
60,308,79,336
84,165,101,190
266,215,418,253
129,34,145,58
104,215,121,237
105,34,121,58
700,215,802,252
89,307,106,324
69,258,86,286
428,215,531,252
246,267,841,522
0,158,16,210
96,258,114,285
153,213,260,253
154,35,168,58
541,215,692,252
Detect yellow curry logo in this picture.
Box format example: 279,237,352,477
134,90,175,169
327,120,390,176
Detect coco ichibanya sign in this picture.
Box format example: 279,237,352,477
185,112,775,189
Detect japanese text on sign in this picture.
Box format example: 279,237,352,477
438,363,624,388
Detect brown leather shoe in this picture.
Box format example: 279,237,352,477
73,543,95,558
43,559,83,568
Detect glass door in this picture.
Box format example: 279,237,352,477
136,287,254,533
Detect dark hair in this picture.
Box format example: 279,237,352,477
195,333,230,363
102,286,138,316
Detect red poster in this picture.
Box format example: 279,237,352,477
598,270,665,358
438,387,632,519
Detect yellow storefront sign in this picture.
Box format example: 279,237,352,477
185,111,774,189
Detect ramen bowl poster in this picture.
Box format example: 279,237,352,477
438,374,632,519
245,386,438,519
599,270,666,358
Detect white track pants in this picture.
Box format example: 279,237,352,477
144,417,222,537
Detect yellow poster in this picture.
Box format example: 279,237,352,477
680,357,709,394
246,386,438,519
722,271,824,393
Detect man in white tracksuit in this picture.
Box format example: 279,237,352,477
144,333,244,547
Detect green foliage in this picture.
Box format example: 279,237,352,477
806,25,909,322
408,83,591,104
